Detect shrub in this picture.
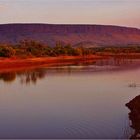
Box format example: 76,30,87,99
0,45,15,57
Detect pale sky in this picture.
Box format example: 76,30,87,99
0,0,140,28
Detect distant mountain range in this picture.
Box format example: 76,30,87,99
0,24,140,47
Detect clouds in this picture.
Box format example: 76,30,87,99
0,0,139,28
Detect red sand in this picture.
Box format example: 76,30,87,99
0,55,104,72
0,53,140,72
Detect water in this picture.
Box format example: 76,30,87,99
0,58,140,139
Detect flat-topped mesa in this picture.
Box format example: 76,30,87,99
0,24,140,47
0,24,140,33
126,95,140,139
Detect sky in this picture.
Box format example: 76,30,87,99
0,0,140,28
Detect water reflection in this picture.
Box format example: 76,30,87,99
0,58,140,139
0,58,140,85
0,72,16,83
0,69,47,85
19,69,47,84
126,95,140,139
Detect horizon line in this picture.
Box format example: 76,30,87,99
0,22,140,30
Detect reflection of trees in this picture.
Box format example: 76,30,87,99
126,95,140,139
0,58,139,85
95,58,133,66
0,69,47,84
17,69,47,84
0,72,16,82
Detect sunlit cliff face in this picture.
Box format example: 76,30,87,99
0,0,140,28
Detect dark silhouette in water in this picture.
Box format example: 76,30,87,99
18,69,47,84
0,58,140,85
0,69,47,84
0,72,16,82
126,95,140,139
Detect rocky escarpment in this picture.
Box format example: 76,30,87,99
0,24,140,47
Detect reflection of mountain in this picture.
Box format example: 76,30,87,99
0,24,140,47
126,95,140,139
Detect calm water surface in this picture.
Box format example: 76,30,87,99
0,58,140,139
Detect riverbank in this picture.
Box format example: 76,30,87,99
0,55,104,72
97,52,140,59
0,53,140,73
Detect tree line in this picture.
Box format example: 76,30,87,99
0,40,140,58
0,40,94,57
